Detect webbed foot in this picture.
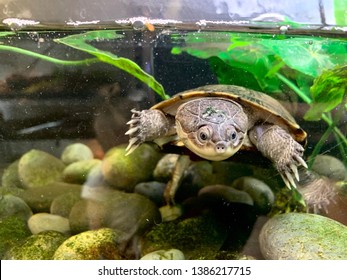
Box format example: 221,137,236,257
249,125,307,189
125,108,172,155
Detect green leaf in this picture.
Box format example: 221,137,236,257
260,38,335,78
55,31,168,100
172,32,281,92
304,65,347,121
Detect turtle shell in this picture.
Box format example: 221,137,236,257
151,84,307,146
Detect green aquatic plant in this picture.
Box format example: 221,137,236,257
172,32,347,165
0,30,168,100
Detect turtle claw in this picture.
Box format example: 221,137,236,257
125,109,145,155
295,155,308,169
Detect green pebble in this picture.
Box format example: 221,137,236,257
18,149,65,189
0,216,31,258
260,213,347,260
62,159,101,184
61,143,94,165
4,231,67,260
102,144,162,192
53,228,125,260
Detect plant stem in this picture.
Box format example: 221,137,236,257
0,45,99,66
276,72,347,147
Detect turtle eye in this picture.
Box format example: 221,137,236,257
231,132,237,140
197,126,211,142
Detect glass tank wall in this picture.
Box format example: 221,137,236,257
0,0,346,260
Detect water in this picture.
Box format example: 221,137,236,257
0,21,346,260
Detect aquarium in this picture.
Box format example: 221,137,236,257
0,0,346,261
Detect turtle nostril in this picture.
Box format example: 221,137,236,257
215,142,226,153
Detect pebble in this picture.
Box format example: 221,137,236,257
134,181,166,205
153,154,180,182
232,177,275,214
140,249,185,260
4,231,67,260
69,190,161,236
101,144,162,192
259,213,347,259
50,191,81,218
62,159,101,184
18,149,65,188
53,228,125,260
159,204,184,222
16,182,82,212
198,184,254,206
311,155,346,181
0,216,31,258
1,160,22,189
28,213,70,235
0,194,33,221
61,143,94,165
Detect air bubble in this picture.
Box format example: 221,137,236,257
132,20,146,31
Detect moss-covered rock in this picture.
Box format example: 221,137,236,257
142,214,227,259
259,213,347,259
0,216,32,258
1,160,22,189
61,143,94,165
53,228,125,260
0,194,33,221
18,149,65,189
16,182,82,212
4,231,67,260
101,144,162,192
50,191,81,218
62,159,101,184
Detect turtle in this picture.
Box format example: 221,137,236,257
125,84,308,193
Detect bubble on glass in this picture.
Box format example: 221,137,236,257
279,25,289,34
132,20,146,31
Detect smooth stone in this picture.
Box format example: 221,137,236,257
63,159,101,184
159,204,183,222
50,191,81,218
140,249,185,260
28,213,70,235
4,231,67,260
16,182,82,212
69,191,161,236
101,144,162,192
0,194,33,221
259,213,347,260
232,177,275,214
198,184,254,206
53,228,125,260
18,149,65,189
1,160,23,189
0,216,31,258
153,154,180,182
311,155,347,181
134,181,166,205
61,143,94,165
142,214,227,259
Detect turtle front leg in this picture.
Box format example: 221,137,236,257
249,124,307,189
125,109,174,155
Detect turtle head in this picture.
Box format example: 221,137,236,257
175,98,248,161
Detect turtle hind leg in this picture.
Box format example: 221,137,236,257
125,109,174,155
249,124,307,189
